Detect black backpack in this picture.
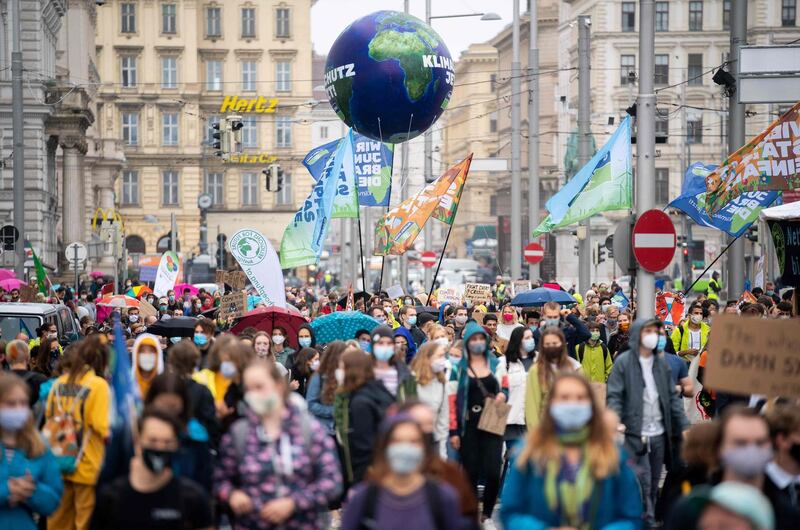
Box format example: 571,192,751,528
358,480,445,530
577,342,610,365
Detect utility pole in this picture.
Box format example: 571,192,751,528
527,0,540,281
636,0,656,318
577,15,591,294
726,0,746,298
510,0,522,280
423,0,433,292
11,0,25,278
170,213,177,253
399,0,410,293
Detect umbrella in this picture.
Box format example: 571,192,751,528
310,311,380,344
414,305,438,316
0,269,16,281
126,285,153,299
146,316,198,338
510,287,577,307
97,294,141,308
230,306,307,348
90,271,105,279
0,278,26,291
338,291,373,308
174,283,199,297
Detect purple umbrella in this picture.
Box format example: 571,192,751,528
0,278,26,291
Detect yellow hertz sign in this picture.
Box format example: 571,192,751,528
220,96,279,114
91,208,124,232
228,153,278,164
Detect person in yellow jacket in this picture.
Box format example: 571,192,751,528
45,335,110,530
524,327,582,429
706,271,722,301
576,321,614,383
670,302,710,362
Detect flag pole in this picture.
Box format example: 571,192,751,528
426,221,454,304
378,167,394,293
682,233,743,297
357,207,367,294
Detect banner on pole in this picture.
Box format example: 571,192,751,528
153,251,180,297
230,228,287,308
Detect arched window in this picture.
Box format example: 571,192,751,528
156,234,181,253
125,235,146,255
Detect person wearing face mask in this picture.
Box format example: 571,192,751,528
289,348,320,397
370,306,389,327
251,331,289,377
192,336,253,430
269,326,296,368
296,324,317,352
671,302,710,363
607,318,689,528
354,329,373,353
447,321,508,525
341,415,461,530
452,306,470,338
524,327,582,430
501,373,643,529
496,304,523,341
370,325,416,402
532,302,591,359
131,334,164,400
409,343,450,457
393,327,417,365
398,306,426,350
192,320,215,366
764,405,800,510
307,341,348,436
0,373,63,530
607,311,632,358
576,321,613,383
334,347,396,486
90,408,212,530
501,327,536,470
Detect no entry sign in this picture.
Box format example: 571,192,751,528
524,242,545,264
632,209,676,272
420,251,437,268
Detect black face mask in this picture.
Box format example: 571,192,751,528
790,443,800,466
142,448,176,474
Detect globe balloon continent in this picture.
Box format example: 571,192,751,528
324,11,454,144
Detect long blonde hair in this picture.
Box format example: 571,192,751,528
410,343,445,386
0,374,46,458
518,373,619,479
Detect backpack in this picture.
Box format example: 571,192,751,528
577,342,609,365
41,382,90,474
358,480,445,530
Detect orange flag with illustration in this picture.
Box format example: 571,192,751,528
374,154,472,256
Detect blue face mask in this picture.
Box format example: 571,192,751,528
407,316,417,326
656,335,667,352
373,344,395,362
468,340,486,354
193,333,208,346
170,336,182,344
359,340,372,353
522,338,536,353
298,337,312,348
549,402,593,431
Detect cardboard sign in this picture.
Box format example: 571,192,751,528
224,271,248,290
386,284,405,300
437,287,461,305
18,285,36,303
138,299,158,318
491,336,509,354
215,270,226,290
704,314,800,398
511,280,532,297
464,283,491,304
219,291,248,319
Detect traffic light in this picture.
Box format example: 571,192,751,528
228,115,244,155
592,241,606,266
264,163,284,192
211,121,225,157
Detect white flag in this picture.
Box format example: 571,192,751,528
229,229,287,308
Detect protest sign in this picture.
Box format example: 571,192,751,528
492,336,509,354
511,280,532,297
215,270,225,290
218,291,248,319
153,251,180,297
225,271,247,290
437,287,461,305
464,283,491,304
704,314,800,398
767,219,800,286
138,299,158,318
737,290,758,310
386,284,405,300
655,291,685,326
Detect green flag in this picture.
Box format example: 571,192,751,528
27,243,48,295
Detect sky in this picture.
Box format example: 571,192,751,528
311,0,516,60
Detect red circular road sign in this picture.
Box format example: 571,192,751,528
420,251,438,268
632,209,677,272
524,242,545,264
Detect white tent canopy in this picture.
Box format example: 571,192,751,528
759,201,800,221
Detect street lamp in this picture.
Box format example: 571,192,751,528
429,12,501,21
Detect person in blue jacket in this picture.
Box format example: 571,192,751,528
501,372,643,530
0,373,63,530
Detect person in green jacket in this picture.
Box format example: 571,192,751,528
576,321,613,383
670,302,710,362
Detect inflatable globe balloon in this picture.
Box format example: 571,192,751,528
324,11,454,143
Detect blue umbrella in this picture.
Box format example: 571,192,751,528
510,287,577,307
309,311,381,344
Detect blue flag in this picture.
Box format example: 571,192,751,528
110,314,139,428
611,291,630,310
668,163,779,238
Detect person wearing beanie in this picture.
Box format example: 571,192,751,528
370,325,416,403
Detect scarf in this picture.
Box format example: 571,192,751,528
543,443,595,529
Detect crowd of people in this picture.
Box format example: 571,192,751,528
0,277,798,530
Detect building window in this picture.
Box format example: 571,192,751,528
687,118,703,144
241,7,256,37
204,171,224,205
206,6,222,38
162,112,179,146
655,2,669,31
276,61,291,91
489,111,498,133
276,8,290,37
655,112,669,138
490,74,497,92
655,168,670,205
783,1,797,26
162,171,180,205
241,173,259,206
275,116,292,147
162,4,177,34
276,173,292,205
241,61,257,91
121,170,139,205
206,60,222,91
205,115,221,144
121,3,136,33
161,57,177,89
621,2,635,32
655,54,669,85
319,125,329,139
121,111,139,145
688,53,703,85
689,1,703,31
242,116,258,148
722,0,731,30
121,56,137,87
620,55,636,85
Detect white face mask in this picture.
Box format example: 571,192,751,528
690,314,703,324
433,337,450,348
272,335,285,345
641,333,659,350
431,358,448,373
138,352,157,372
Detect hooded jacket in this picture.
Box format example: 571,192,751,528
532,313,591,359
606,319,688,458
393,326,417,363
131,333,164,399
448,321,508,437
